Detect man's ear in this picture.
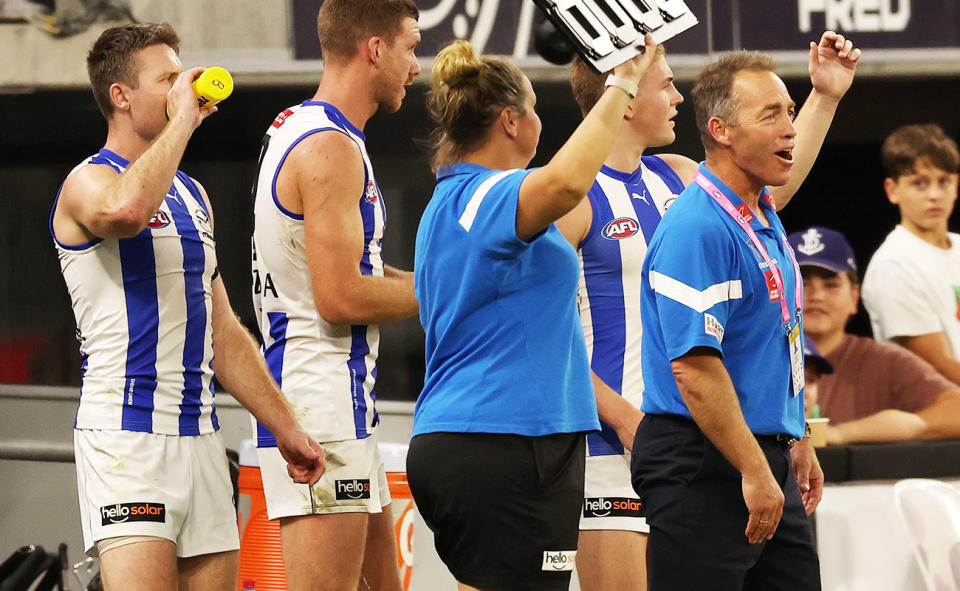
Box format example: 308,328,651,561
365,36,385,65
707,116,733,148
109,82,131,113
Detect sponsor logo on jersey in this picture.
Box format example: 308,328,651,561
582,497,644,519
541,550,577,571
100,502,166,525
148,210,170,229
704,313,725,344
364,181,379,204
271,108,295,128
763,270,781,302
602,217,640,240
335,479,371,500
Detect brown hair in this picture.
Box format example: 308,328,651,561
881,124,960,179
569,48,666,118
691,51,777,151
317,0,419,61
427,40,528,170
87,22,180,119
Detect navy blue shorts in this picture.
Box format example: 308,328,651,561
632,414,821,591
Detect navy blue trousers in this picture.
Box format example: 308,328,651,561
632,414,821,591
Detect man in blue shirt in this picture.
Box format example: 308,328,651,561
633,44,859,590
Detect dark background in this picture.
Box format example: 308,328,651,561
3,71,959,398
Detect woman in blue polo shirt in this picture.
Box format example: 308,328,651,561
407,38,657,591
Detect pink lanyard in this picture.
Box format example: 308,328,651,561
694,172,802,330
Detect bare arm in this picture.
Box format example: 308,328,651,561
672,350,783,543
289,131,417,326
893,333,960,385
916,389,960,439
57,68,215,240
516,38,659,240
827,410,927,444
211,276,325,485
770,31,861,210
555,195,593,249
829,388,960,443
592,371,644,450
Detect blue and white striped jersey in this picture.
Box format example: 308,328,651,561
251,101,384,446
578,155,684,456
51,149,219,436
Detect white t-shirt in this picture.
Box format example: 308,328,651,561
862,225,960,359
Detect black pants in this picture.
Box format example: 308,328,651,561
407,431,585,591
632,414,821,591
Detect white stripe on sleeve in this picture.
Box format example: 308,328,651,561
649,270,742,313
458,169,521,231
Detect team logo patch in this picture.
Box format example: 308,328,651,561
100,502,166,526
797,228,826,256
542,550,576,571
147,210,170,228
364,181,378,204
582,497,644,519
763,270,780,302
335,479,371,500
271,108,295,128
704,313,725,344
602,217,640,240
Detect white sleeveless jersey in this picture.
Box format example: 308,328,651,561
252,101,385,445
578,155,685,456
51,149,219,436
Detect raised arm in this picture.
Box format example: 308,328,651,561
56,68,216,240
770,31,861,210
287,131,418,325
516,37,659,240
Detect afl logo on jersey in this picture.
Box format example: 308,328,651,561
364,180,378,204
148,210,170,229
602,217,640,240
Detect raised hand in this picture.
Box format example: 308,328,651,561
808,30,862,100
166,67,218,127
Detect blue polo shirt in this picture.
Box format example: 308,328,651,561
413,163,599,437
640,164,805,438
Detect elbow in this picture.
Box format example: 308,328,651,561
314,295,358,326
99,207,150,238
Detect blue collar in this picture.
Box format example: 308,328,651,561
98,148,130,167
436,162,494,181
301,100,365,140
697,162,776,229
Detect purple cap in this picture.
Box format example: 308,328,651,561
788,227,858,274
804,334,834,375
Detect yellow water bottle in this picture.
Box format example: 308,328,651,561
192,66,234,107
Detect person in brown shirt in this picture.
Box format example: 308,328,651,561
789,226,960,444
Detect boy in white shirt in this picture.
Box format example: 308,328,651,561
862,123,960,383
